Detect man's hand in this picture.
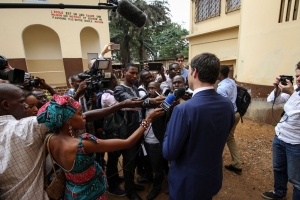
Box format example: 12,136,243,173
158,66,164,74
89,93,97,102
149,95,165,106
122,98,144,108
36,77,50,90
77,80,87,94
273,76,281,89
100,42,114,57
74,80,87,100
278,79,294,95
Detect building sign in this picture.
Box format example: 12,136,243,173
51,10,103,24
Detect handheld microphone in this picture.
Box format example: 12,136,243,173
163,89,171,96
174,87,186,101
117,0,147,28
159,93,176,112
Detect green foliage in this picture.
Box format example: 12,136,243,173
108,0,189,64
152,21,189,59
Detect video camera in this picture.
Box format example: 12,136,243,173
0,55,24,84
78,58,112,94
0,55,41,89
279,75,294,86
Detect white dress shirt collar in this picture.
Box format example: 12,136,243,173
192,86,214,97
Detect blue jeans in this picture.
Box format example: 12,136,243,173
273,135,300,199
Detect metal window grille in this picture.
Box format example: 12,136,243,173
278,0,299,23
195,0,221,22
23,0,48,2
225,0,241,14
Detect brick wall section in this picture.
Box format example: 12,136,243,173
44,86,71,96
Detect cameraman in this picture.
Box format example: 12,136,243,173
262,62,300,200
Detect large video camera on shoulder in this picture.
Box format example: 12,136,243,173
0,55,40,89
0,55,25,84
78,58,112,95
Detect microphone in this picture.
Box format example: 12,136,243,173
117,0,147,28
173,87,186,101
163,89,171,96
159,93,176,112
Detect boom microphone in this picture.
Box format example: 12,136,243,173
117,0,147,28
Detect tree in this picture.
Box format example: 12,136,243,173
109,0,170,65
152,21,189,59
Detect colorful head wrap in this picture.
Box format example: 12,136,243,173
37,94,80,131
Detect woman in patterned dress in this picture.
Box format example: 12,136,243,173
37,94,164,200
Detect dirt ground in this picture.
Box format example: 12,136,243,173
106,118,293,200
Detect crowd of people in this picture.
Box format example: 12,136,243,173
0,43,299,200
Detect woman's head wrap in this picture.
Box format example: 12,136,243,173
37,94,80,131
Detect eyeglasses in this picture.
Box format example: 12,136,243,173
177,60,184,63
170,68,180,71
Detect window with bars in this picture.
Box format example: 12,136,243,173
278,0,299,22
225,0,241,14
195,0,221,22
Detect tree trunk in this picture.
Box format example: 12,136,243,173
121,34,131,66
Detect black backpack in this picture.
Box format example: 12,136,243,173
236,86,251,123
95,90,125,139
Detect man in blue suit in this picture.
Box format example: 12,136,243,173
163,53,235,200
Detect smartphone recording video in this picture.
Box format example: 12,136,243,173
148,62,163,71
112,44,120,50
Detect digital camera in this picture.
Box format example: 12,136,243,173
279,75,294,85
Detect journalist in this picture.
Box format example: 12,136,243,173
262,62,300,200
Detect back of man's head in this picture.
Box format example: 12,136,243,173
0,83,27,119
139,70,149,81
220,65,229,78
190,53,220,84
0,55,8,70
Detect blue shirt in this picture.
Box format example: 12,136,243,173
181,68,189,82
217,78,237,112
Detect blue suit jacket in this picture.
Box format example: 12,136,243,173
163,89,235,200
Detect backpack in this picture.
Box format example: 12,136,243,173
236,86,251,123
95,90,125,139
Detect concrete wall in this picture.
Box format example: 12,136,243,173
187,0,300,124
237,0,300,86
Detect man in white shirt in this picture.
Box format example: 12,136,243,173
0,83,49,200
160,63,181,94
262,62,300,200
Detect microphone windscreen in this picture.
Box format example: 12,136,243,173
117,0,147,28
163,89,171,96
160,93,176,112
175,87,186,101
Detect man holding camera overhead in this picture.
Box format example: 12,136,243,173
262,62,300,200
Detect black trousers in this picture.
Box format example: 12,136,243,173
106,151,121,189
144,142,164,192
122,142,139,196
